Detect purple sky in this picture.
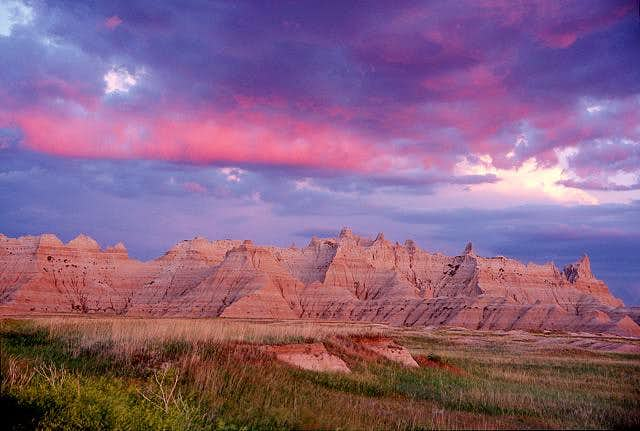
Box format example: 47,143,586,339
0,0,638,304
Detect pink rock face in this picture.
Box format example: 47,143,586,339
127,238,243,315
561,255,623,308
0,234,157,314
0,229,637,337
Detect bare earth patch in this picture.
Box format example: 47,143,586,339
264,342,351,373
350,336,420,368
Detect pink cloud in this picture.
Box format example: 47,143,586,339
476,0,634,48
183,181,207,194
105,15,123,30
9,82,637,184
11,107,385,173
422,65,506,101
537,32,578,49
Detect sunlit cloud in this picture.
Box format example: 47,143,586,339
219,167,246,183
454,154,598,205
104,67,143,94
294,178,329,193
0,0,33,37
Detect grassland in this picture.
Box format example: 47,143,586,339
1,317,639,430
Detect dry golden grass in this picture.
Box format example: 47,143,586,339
35,317,386,349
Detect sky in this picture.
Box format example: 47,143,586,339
0,0,638,304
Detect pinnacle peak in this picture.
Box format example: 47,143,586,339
563,253,594,283
464,241,474,255
578,254,592,273
374,232,385,242
339,227,354,238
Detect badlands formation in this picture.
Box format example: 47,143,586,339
0,229,638,337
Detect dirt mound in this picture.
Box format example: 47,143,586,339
332,336,419,368
264,342,351,373
354,336,419,368
260,337,422,372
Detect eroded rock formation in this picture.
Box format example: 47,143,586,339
0,229,637,337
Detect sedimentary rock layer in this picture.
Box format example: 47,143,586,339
0,229,637,337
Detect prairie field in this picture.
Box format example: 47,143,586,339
1,317,639,430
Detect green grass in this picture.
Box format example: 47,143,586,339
1,318,639,430
291,368,388,397
0,321,212,430
2,371,205,430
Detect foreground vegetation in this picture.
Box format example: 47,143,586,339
1,318,639,430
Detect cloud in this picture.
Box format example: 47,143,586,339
553,139,640,192
104,66,142,94
9,107,383,172
455,154,599,205
0,0,635,187
219,167,246,183
104,15,123,30
558,178,640,192
565,139,640,177
183,181,207,194
0,0,33,36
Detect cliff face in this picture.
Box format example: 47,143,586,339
0,230,637,336
0,234,155,314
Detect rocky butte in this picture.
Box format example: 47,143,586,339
1,229,638,337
